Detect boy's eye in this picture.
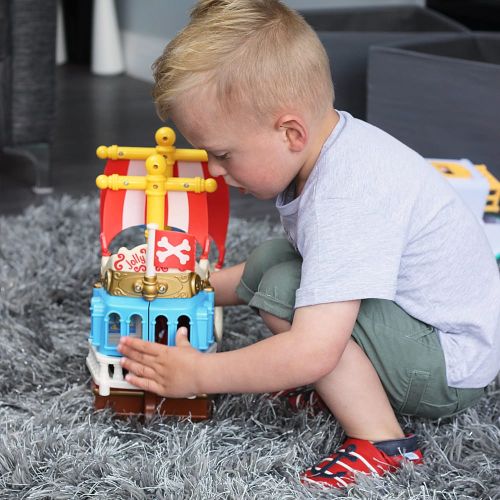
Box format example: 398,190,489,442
214,153,229,161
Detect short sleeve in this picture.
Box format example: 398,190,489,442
295,197,405,307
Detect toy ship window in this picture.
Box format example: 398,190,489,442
107,313,121,347
155,315,168,345
177,315,191,342
129,314,143,339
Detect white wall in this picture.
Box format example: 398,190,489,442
117,0,425,82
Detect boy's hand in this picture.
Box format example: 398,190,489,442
117,328,202,398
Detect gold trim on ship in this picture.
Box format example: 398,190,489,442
100,269,206,299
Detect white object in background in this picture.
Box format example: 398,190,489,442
214,306,223,344
56,0,67,65
91,0,125,75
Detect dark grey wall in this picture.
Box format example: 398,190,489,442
117,0,424,40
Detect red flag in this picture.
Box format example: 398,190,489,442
154,230,196,272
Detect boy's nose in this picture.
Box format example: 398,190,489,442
208,161,227,178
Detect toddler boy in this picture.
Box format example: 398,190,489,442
118,0,500,489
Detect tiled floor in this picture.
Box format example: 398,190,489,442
0,65,278,221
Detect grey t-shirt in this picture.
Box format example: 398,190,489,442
276,111,500,389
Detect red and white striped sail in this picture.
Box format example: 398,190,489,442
100,159,229,267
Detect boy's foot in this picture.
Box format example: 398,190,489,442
302,434,423,489
269,386,328,415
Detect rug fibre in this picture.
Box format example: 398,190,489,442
0,196,499,499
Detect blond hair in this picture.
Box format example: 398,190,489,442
152,0,334,122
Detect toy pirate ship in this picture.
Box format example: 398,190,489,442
86,127,229,419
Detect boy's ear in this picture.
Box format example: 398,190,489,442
276,115,308,152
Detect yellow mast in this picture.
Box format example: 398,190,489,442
95,127,216,230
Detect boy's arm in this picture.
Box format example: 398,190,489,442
209,262,247,306
118,300,360,398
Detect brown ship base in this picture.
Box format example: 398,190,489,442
91,382,212,420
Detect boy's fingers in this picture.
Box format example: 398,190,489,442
118,343,159,366
125,373,163,394
175,327,191,346
118,337,160,356
120,358,157,379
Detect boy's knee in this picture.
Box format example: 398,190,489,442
257,260,301,305
247,260,301,323
241,239,299,292
235,240,301,323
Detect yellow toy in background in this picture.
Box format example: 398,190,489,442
475,164,500,215
429,158,500,260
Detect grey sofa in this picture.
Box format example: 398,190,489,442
0,0,57,193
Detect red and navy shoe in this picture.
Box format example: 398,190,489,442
302,434,423,489
269,386,328,415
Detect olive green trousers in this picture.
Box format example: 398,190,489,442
236,239,486,419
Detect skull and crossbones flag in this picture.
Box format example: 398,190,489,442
154,230,196,272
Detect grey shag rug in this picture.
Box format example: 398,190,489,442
0,195,499,500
